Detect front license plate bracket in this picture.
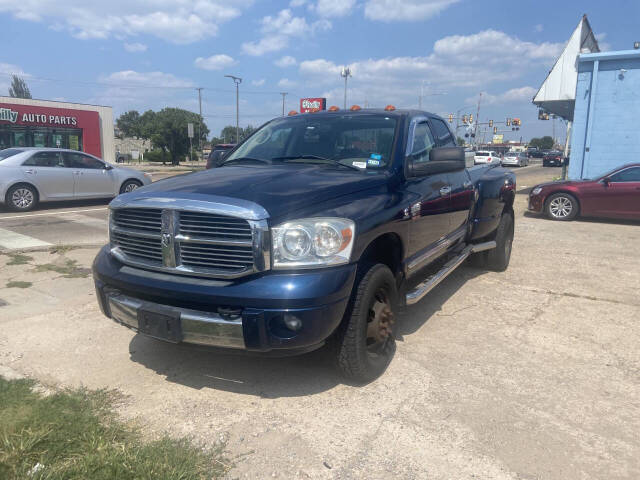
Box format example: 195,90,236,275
137,306,182,343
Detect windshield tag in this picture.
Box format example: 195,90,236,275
353,161,367,169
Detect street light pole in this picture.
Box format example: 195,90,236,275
280,92,287,116
196,87,203,160
224,75,242,143
341,67,351,109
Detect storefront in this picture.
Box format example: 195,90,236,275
0,97,114,161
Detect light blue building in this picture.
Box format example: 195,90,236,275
568,50,640,179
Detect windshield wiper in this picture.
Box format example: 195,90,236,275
222,157,272,165
272,155,362,171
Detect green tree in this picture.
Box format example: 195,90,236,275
8,75,32,99
115,110,143,138
141,108,208,165
529,136,554,150
219,124,258,144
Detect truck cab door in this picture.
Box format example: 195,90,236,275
404,120,452,273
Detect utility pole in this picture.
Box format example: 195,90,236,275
473,92,482,146
280,92,287,116
224,75,242,143
341,66,352,109
196,87,203,160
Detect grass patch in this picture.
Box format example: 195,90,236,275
0,378,228,479
49,245,79,255
6,254,34,266
33,259,90,279
6,281,32,289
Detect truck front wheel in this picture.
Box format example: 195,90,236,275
335,264,398,384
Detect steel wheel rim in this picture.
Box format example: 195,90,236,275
124,183,139,193
12,188,34,209
550,197,572,218
365,288,394,356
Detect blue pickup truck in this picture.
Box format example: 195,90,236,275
93,109,515,383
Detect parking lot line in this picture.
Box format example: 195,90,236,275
0,207,108,221
0,227,52,249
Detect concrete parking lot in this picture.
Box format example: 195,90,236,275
1,165,639,479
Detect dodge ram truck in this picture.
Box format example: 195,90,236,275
92,108,515,383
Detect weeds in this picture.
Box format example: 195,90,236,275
5,281,32,289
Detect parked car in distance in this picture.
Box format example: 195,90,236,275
526,147,540,158
543,151,565,167
502,151,529,167
528,163,640,220
474,150,501,165
206,143,236,169
0,147,151,211
93,108,516,383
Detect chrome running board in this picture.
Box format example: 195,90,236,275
405,241,496,306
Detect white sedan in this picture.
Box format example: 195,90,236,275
474,150,501,165
0,148,151,211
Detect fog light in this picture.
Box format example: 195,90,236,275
283,314,303,331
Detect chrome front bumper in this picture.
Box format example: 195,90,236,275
106,291,245,349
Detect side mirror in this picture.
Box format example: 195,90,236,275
408,147,466,177
104,164,114,170
603,177,611,186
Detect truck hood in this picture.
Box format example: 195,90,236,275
120,164,390,219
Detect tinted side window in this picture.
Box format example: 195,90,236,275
610,167,640,182
430,118,454,145
64,152,104,169
410,122,436,164
23,152,63,167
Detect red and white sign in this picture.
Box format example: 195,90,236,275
300,97,326,113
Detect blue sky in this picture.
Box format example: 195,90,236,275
1,0,638,141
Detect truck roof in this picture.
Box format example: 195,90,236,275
295,108,440,119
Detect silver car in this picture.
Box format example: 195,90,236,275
0,148,151,211
502,151,529,167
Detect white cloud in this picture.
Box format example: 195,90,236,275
275,55,297,67
313,0,356,18
194,54,236,71
251,78,266,86
100,70,194,88
595,33,611,52
277,78,297,88
468,86,538,106
0,1,252,44
364,0,459,22
124,42,147,53
242,9,331,56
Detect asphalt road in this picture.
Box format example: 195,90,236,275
0,165,557,251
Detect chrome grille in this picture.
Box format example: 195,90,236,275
109,205,269,279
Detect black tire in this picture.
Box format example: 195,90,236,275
119,179,142,194
6,184,38,212
470,211,514,272
545,192,578,221
335,264,398,384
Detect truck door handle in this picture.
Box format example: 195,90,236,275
439,186,452,197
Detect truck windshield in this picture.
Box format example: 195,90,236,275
223,114,398,171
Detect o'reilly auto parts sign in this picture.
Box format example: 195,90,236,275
300,98,326,113
0,104,78,126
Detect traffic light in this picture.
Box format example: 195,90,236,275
462,115,468,124
448,113,453,123
493,126,498,134
506,117,511,126
489,119,493,127
512,118,521,126
469,114,473,124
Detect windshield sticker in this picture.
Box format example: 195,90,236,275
353,161,367,169
368,153,382,166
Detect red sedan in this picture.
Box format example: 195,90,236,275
528,163,640,221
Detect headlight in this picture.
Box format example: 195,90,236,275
272,218,355,269
531,187,542,195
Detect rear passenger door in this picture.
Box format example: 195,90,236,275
21,151,75,200
431,117,474,233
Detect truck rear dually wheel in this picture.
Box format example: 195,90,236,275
469,211,514,272
335,263,398,384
